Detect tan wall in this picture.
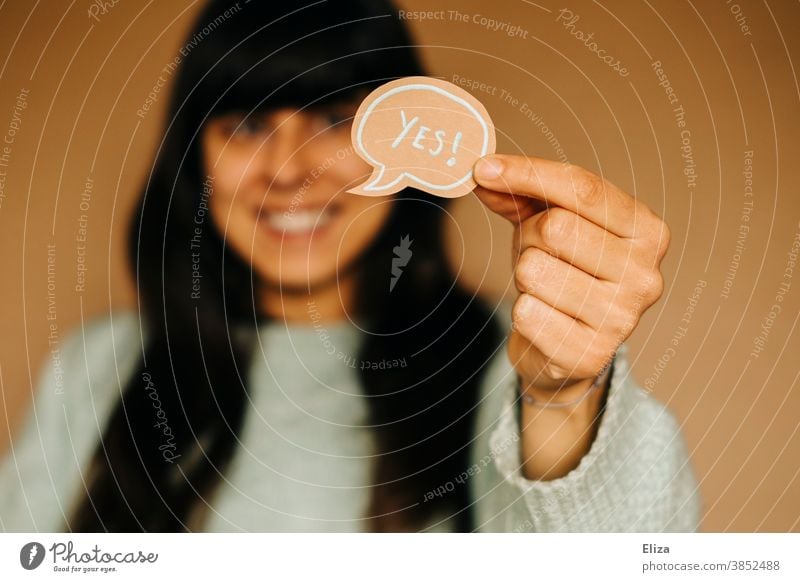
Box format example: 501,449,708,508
0,0,797,531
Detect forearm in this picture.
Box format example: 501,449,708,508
518,375,608,481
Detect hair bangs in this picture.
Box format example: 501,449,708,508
185,2,424,118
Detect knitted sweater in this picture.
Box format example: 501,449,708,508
0,304,702,532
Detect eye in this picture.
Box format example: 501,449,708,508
215,113,271,140
232,116,268,137
311,109,351,132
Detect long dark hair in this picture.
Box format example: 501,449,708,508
68,0,503,532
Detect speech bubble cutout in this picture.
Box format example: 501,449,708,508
347,76,496,199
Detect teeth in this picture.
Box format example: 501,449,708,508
264,207,333,234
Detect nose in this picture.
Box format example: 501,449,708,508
259,110,308,188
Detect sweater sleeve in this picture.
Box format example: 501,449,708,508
0,312,142,532
469,304,703,532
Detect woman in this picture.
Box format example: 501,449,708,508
0,0,701,532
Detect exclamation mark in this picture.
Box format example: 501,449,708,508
446,132,462,167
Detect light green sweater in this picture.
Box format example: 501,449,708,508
0,304,702,532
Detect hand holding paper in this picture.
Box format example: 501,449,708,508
348,76,669,400
473,153,670,397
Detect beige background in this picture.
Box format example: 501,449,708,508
0,0,797,531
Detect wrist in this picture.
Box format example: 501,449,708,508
519,360,613,411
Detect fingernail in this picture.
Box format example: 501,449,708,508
475,156,504,180
515,293,536,318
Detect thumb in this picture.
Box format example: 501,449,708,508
472,157,541,224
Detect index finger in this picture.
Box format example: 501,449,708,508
473,154,654,239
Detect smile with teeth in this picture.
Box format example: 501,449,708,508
260,205,338,236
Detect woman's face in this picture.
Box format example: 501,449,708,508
201,98,392,292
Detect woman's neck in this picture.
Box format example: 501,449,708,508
260,273,356,325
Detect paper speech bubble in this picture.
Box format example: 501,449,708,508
347,76,496,198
